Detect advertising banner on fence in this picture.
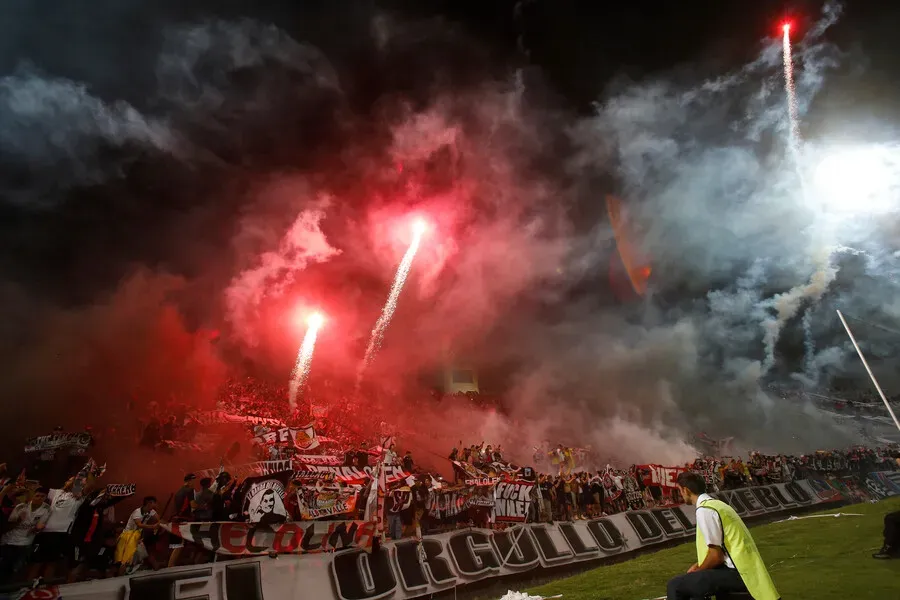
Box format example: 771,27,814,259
638,464,687,491
864,470,900,500
59,479,842,600
162,519,375,556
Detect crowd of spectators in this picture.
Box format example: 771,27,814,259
6,377,900,592
1,432,896,591
441,441,898,526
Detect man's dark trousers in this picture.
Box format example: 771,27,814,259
885,511,900,545
667,565,747,599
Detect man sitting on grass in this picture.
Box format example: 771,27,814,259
667,472,779,600
873,510,900,559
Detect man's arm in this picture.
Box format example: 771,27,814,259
690,507,728,572
34,508,50,533
136,511,160,530
7,503,25,523
689,545,726,572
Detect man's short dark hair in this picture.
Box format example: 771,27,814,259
676,472,707,495
143,495,157,505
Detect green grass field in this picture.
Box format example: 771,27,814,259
526,498,900,600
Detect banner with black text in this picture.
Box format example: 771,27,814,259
58,479,848,600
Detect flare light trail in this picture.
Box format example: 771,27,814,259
288,311,325,409
781,21,801,149
358,218,428,381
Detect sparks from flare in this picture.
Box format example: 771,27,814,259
288,312,324,410
781,22,801,149
358,219,427,381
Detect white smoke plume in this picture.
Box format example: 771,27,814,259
225,192,341,347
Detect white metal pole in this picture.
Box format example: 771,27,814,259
836,309,900,434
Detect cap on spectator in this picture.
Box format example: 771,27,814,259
184,473,197,482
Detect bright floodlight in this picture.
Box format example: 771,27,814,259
782,22,791,34
813,145,899,215
412,218,429,236
306,312,325,329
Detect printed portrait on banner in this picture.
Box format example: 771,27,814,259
241,473,291,525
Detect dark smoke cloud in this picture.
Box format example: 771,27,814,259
1,0,898,476
510,0,899,458
0,67,176,207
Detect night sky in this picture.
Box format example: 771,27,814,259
2,0,899,461
0,0,896,300
2,0,899,302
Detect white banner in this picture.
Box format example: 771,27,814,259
25,432,93,453
293,464,411,485
294,455,343,466
56,480,838,600
252,424,318,451
161,520,375,556
493,480,535,522
195,411,284,426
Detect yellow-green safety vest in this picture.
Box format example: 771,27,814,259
696,498,780,600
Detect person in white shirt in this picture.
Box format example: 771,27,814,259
384,444,398,466
28,482,88,580
0,488,50,577
667,472,779,600
115,496,159,574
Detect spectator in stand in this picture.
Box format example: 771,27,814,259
211,473,236,521
172,475,197,521
70,528,119,581
591,476,605,517
167,474,197,568
0,473,27,534
538,475,553,522
160,417,178,442
410,478,429,537
554,477,570,521
402,451,414,473
28,478,92,581
192,479,215,522
384,444,398,467
0,487,49,580
115,496,159,575
355,443,369,469
385,493,403,540
69,488,119,583
580,475,593,519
